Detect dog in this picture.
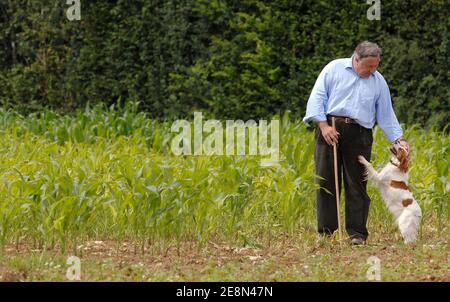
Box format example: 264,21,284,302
358,143,421,244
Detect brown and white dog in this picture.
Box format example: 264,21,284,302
358,143,421,244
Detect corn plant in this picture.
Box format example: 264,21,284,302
0,104,447,251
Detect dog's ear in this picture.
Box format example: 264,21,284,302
397,148,409,173
389,145,397,155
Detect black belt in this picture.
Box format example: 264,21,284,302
327,115,358,124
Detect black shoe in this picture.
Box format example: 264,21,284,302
351,237,366,245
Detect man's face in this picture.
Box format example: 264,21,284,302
353,56,380,78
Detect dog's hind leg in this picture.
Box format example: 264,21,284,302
398,207,421,244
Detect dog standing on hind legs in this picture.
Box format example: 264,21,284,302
358,143,422,244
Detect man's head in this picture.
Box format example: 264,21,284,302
352,41,381,78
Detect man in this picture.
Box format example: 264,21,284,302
303,41,410,245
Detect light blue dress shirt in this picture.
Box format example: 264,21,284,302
303,57,403,142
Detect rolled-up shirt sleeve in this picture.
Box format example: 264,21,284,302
375,79,403,143
303,64,331,124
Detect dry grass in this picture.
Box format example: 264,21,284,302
1,225,448,282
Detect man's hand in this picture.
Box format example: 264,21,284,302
318,121,340,145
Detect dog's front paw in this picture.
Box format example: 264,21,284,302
358,155,368,165
361,168,369,182
358,156,370,179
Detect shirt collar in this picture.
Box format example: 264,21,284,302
346,56,376,78
345,57,354,70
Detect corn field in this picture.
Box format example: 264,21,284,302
0,103,448,253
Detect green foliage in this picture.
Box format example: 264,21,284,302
0,1,448,127
0,106,447,249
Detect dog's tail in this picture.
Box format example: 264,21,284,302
398,203,422,244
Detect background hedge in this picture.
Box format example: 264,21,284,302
0,0,448,128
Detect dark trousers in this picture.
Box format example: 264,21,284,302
314,119,373,240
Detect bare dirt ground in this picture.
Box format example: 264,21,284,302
1,232,448,282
